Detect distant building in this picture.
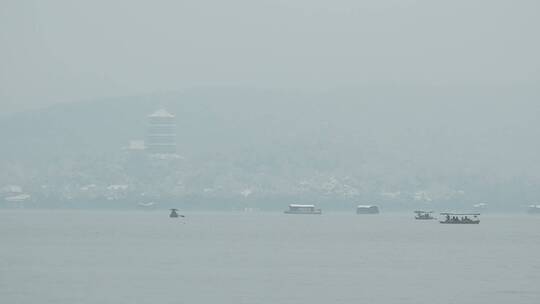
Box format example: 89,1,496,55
126,140,146,151
146,108,177,154
5,193,31,203
1,185,31,204
528,204,540,214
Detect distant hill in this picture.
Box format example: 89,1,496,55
1,86,540,209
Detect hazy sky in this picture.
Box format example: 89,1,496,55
1,0,539,113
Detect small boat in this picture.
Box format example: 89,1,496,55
356,205,379,214
169,209,184,218
414,210,435,220
439,213,480,224
284,204,322,215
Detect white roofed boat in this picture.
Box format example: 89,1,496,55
356,205,379,214
284,204,322,215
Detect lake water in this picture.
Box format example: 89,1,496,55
1,210,539,304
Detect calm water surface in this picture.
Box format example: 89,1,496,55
1,210,539,304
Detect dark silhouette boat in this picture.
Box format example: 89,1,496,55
439,213,480,224
169,209,184,218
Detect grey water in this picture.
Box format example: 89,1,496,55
1,210,539,304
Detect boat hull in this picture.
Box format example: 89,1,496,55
284,210,322,215
356,206,379,214
439,221,480,224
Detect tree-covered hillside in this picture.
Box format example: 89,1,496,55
1,87,539,210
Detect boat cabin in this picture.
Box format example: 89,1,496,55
414,210,435,220
284,204,322,214
356,205,379,214
439,212,480,224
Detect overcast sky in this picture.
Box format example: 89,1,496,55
1,0,539,113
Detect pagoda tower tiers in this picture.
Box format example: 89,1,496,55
146,108,177,154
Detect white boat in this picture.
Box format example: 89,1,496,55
356,205,379,214
284,204,322,215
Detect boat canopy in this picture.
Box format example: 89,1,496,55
357,205,377,208
440,212,480,216
290,204,315,208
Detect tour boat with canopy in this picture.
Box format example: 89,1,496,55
284,204,322,215
439,212,480,224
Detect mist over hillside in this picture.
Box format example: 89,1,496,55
1,86,539,210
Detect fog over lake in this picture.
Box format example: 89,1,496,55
2,0,538,112
1,1,539,303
